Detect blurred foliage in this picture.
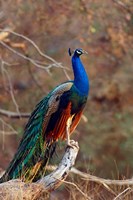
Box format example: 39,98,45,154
0,0,133,186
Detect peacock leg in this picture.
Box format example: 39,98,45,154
66,117,72,147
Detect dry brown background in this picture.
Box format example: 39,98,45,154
0,0,133,199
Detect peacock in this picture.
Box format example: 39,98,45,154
0,48,89,183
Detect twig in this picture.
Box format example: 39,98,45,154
63,179,91,200
0,28,62,64
112,0,132,14
0,118,17,134
71,167,133,186
114,187,131,200
46,165,133,186
0,118,18,150
0,108,30,118
0,131,17,135
0,60,20,115
0,40,51,73
0,28,71,79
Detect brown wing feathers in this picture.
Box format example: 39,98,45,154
46,102,72,141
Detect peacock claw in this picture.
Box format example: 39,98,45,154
66,140,79,149
67,141,74,149
66,117,72,146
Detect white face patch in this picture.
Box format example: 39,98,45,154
76,50,82,55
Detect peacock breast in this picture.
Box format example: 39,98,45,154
69,86,88,114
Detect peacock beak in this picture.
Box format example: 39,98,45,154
82,49,88,54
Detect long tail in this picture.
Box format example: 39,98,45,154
0,141,56,183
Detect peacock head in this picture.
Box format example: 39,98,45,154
68,48,88,57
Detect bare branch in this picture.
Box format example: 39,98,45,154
0,60,20,115
0,28,71,79
62,179,91,200
5,71,19,114
0,28,62,64
114,187,131,200
71,167,133,186
46,165,133,187
0,108,30,118
112,0,132,14
0,118,18,150
0,131,17,135
0,118,18,134
0,40,50,73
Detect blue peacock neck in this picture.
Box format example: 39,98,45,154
72,54,89,96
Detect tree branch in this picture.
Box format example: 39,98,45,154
112,0,132,14
0,28,70,79
0,108,30,118
71,167,133,186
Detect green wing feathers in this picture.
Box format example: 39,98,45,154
0,82,75,183
0,94,55,182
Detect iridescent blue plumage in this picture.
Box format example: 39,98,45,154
71,48,89,96
0,48,89,183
